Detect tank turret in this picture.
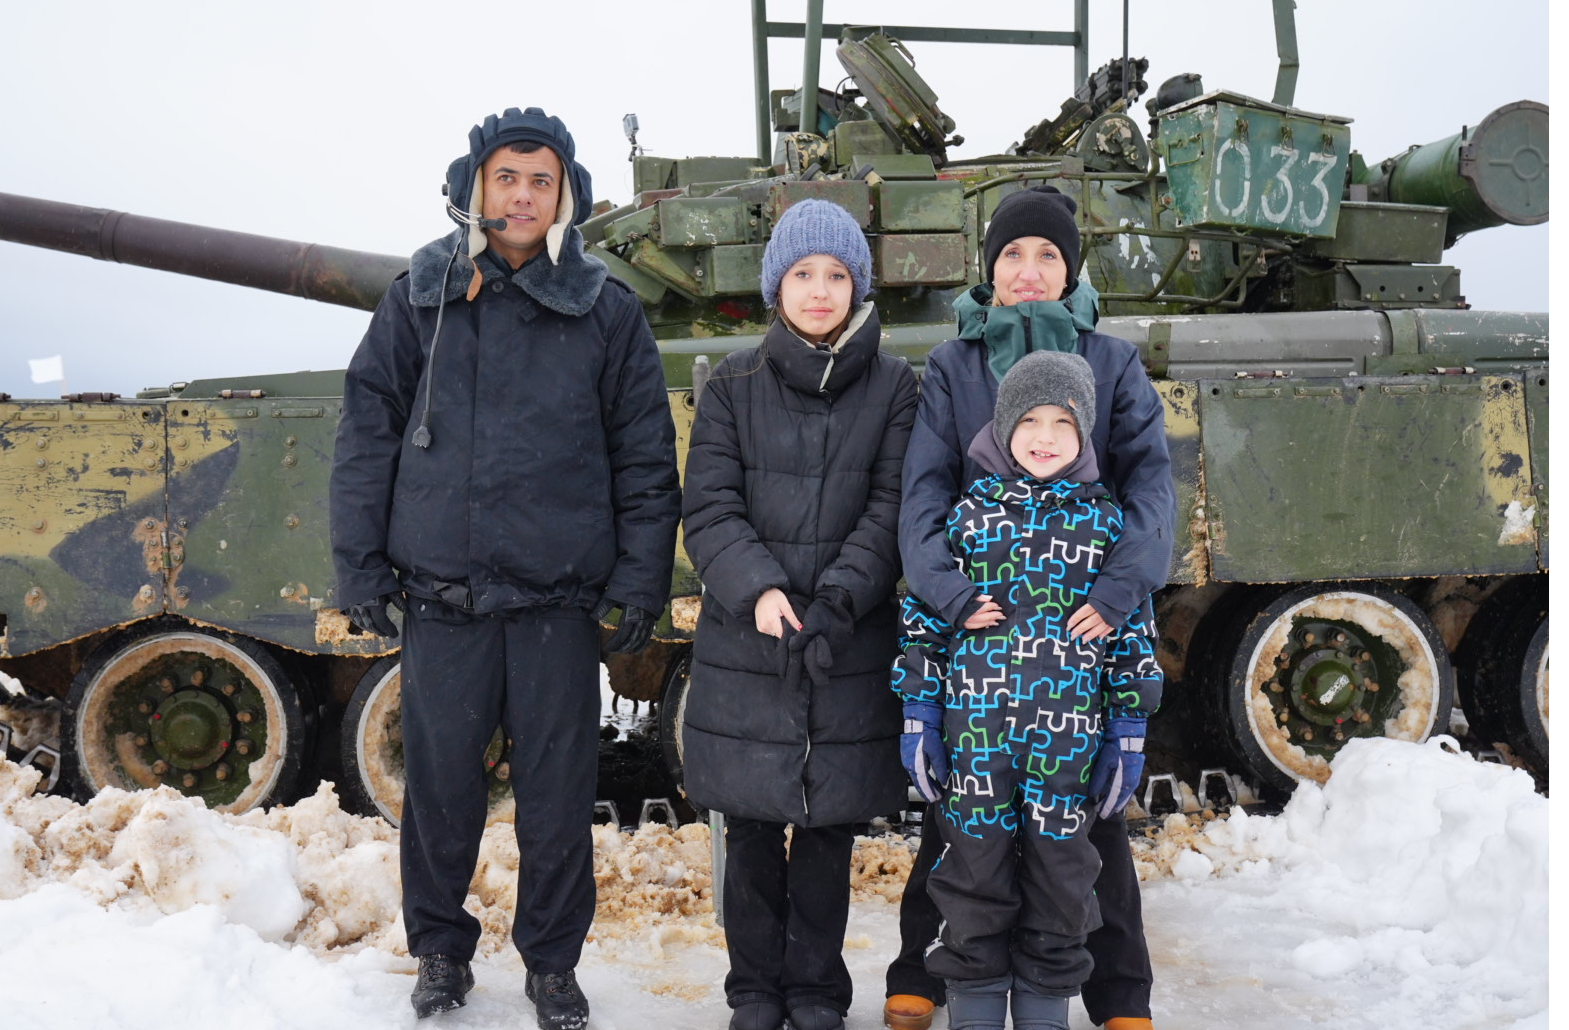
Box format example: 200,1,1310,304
591,25,1548,324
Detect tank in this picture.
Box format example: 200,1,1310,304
0,5,1549,824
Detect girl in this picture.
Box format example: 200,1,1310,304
681,198,918,1030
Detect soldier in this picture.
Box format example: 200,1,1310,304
329,107,680,1028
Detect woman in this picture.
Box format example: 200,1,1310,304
884,184,1176,1030
681,198,919,1030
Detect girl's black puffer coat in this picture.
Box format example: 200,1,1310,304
680,305,917,826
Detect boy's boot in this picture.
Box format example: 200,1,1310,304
525,969,590,1030
785,1003,844,1030
883,994,936,1030
410,954,474,1018
943,976,1010,1030
1009,979,1070,1030
1103,1020,1156,1030
730,998,785,1030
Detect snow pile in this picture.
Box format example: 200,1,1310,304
466,820,723,957
0,887,413,1030
1133,736,1548,1027
1,753,922,967
0,762,402,949
849,832,919,904
0,734,1548,1028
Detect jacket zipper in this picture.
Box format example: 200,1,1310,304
1022,313,1034,354
801,389,836,822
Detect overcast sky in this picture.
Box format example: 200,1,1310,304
0,0,1550,400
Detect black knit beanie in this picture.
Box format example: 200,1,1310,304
982,185,1081,289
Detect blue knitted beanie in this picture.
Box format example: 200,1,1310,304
761,199,872,308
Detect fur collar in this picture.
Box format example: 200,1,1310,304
407,227,608,316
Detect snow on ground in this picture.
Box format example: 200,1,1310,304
0,735,1547,1029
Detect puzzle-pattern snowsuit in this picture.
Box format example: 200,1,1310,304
892,472,1162,988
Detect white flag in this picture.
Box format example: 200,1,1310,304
29,355,64,383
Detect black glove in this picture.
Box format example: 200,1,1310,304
776,620,800,680
345,593,404,639
777,627,806,691
790,588,854,688
592,598,657,655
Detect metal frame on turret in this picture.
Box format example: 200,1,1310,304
748,0,1092,164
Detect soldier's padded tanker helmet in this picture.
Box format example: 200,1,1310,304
443,106,594,265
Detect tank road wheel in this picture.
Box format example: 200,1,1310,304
338,658,515,826
339,656,405,823
1205,585,1454,796
1461,581,1549,780
63,622,307,813
656,645,703,820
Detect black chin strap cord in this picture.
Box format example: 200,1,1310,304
411,235,466,449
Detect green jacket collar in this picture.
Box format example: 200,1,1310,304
954,279,1101,383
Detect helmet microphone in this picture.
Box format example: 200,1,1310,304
444,199,507,232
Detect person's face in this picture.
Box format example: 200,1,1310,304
480,146,563,267
1009,403,1081,479
777,254,854,342
991,235,1069,305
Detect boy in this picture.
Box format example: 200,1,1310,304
893,351,1163,1030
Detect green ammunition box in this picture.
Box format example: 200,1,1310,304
874,180,964,232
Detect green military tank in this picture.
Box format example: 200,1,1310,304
0,4,1548,823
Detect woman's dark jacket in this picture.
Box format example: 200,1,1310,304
680,305,918,826
330,228,680,616
900,283,1176,629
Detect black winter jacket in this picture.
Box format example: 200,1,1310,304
900,297,1175,629
330,229,680,616
681,305,918,826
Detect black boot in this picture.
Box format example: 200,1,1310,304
785,1003,844,1030
526,969,591,1030
730,998,785,1030
944,976,1010,1030
1010,979,1070,1030
410,954,474,1018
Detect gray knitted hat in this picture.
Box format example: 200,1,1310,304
993,350,1096,455
761,199,872,308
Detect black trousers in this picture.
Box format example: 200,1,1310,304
923,794,1099,994
723,817,856,1016
398,600,600,970
886,812,1154,1023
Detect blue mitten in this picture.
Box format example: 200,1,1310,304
901,701,950,803
1087,716,1147,819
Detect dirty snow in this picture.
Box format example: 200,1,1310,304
0,736,1550,1029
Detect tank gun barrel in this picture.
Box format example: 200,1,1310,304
0,192,407,311
1356,101,1548,242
